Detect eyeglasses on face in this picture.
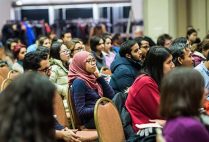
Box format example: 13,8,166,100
86,58,96,65
73,47,84,52
60,49,71,54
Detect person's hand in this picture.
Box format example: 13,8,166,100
64,127,78,133
156,128,166,142
61,129,81,142
136,123,162,137
100,67,112,75
94,67,101,78
149,119,166,126
137,127,154,137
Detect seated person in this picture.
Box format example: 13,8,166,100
160,68,209,142
23,50,81,142
126,47,174,133
68,51,114,128
0,72,80,142
110,40,142,93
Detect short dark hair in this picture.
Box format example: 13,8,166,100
0,72,56,142
186,28,197,39
142,46,172,86
112,33,121,42
172,37,187,45
90,36,103,52
157,34,172,46
119,40,137,57
102,34,112,43
60,31,71,39
36,46,50,55
134,37,143,47
102,32,112,39
23,50,49,71
160,68,204,119
170,37,188,66
50,42,63,60
196,39,209,53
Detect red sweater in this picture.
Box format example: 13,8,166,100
125,75,161,132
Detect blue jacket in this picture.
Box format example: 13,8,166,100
109,54,142,94
71,77,114,128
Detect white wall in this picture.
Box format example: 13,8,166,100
16,0,130,4
0,0,12,35
143,0,176,42
190,0,207,39
131,0,143,21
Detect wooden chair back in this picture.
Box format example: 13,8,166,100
94,97,125,142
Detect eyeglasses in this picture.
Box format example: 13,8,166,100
86,58,96,65
60,49,71,54
73,47,84,52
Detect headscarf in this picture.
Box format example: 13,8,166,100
68,51,103,97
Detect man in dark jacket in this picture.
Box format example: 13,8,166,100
109,40,142,94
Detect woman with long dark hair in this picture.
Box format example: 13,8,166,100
126,46,175,133
50,41,70,99
90,36,107,71
0,72,56,142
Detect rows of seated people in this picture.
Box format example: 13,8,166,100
0,25,208,142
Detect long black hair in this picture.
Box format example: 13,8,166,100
141,46,172,86
0,72,56,142
50,41,63,60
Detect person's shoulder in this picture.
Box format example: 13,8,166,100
50,63,60,69
135,75,155,84
195,62,206,72
194,62,203,68
130,75,158,92
73,78,91,88
73,78,86,85
72,78,88,91
164,117,209,142
167,117,203,129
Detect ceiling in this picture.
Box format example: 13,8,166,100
13,0,130,5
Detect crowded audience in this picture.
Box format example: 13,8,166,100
0,19,209,142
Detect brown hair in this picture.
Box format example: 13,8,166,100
64,38,82,57
64,40,75,51
195,39,209,52
160,67,204,119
